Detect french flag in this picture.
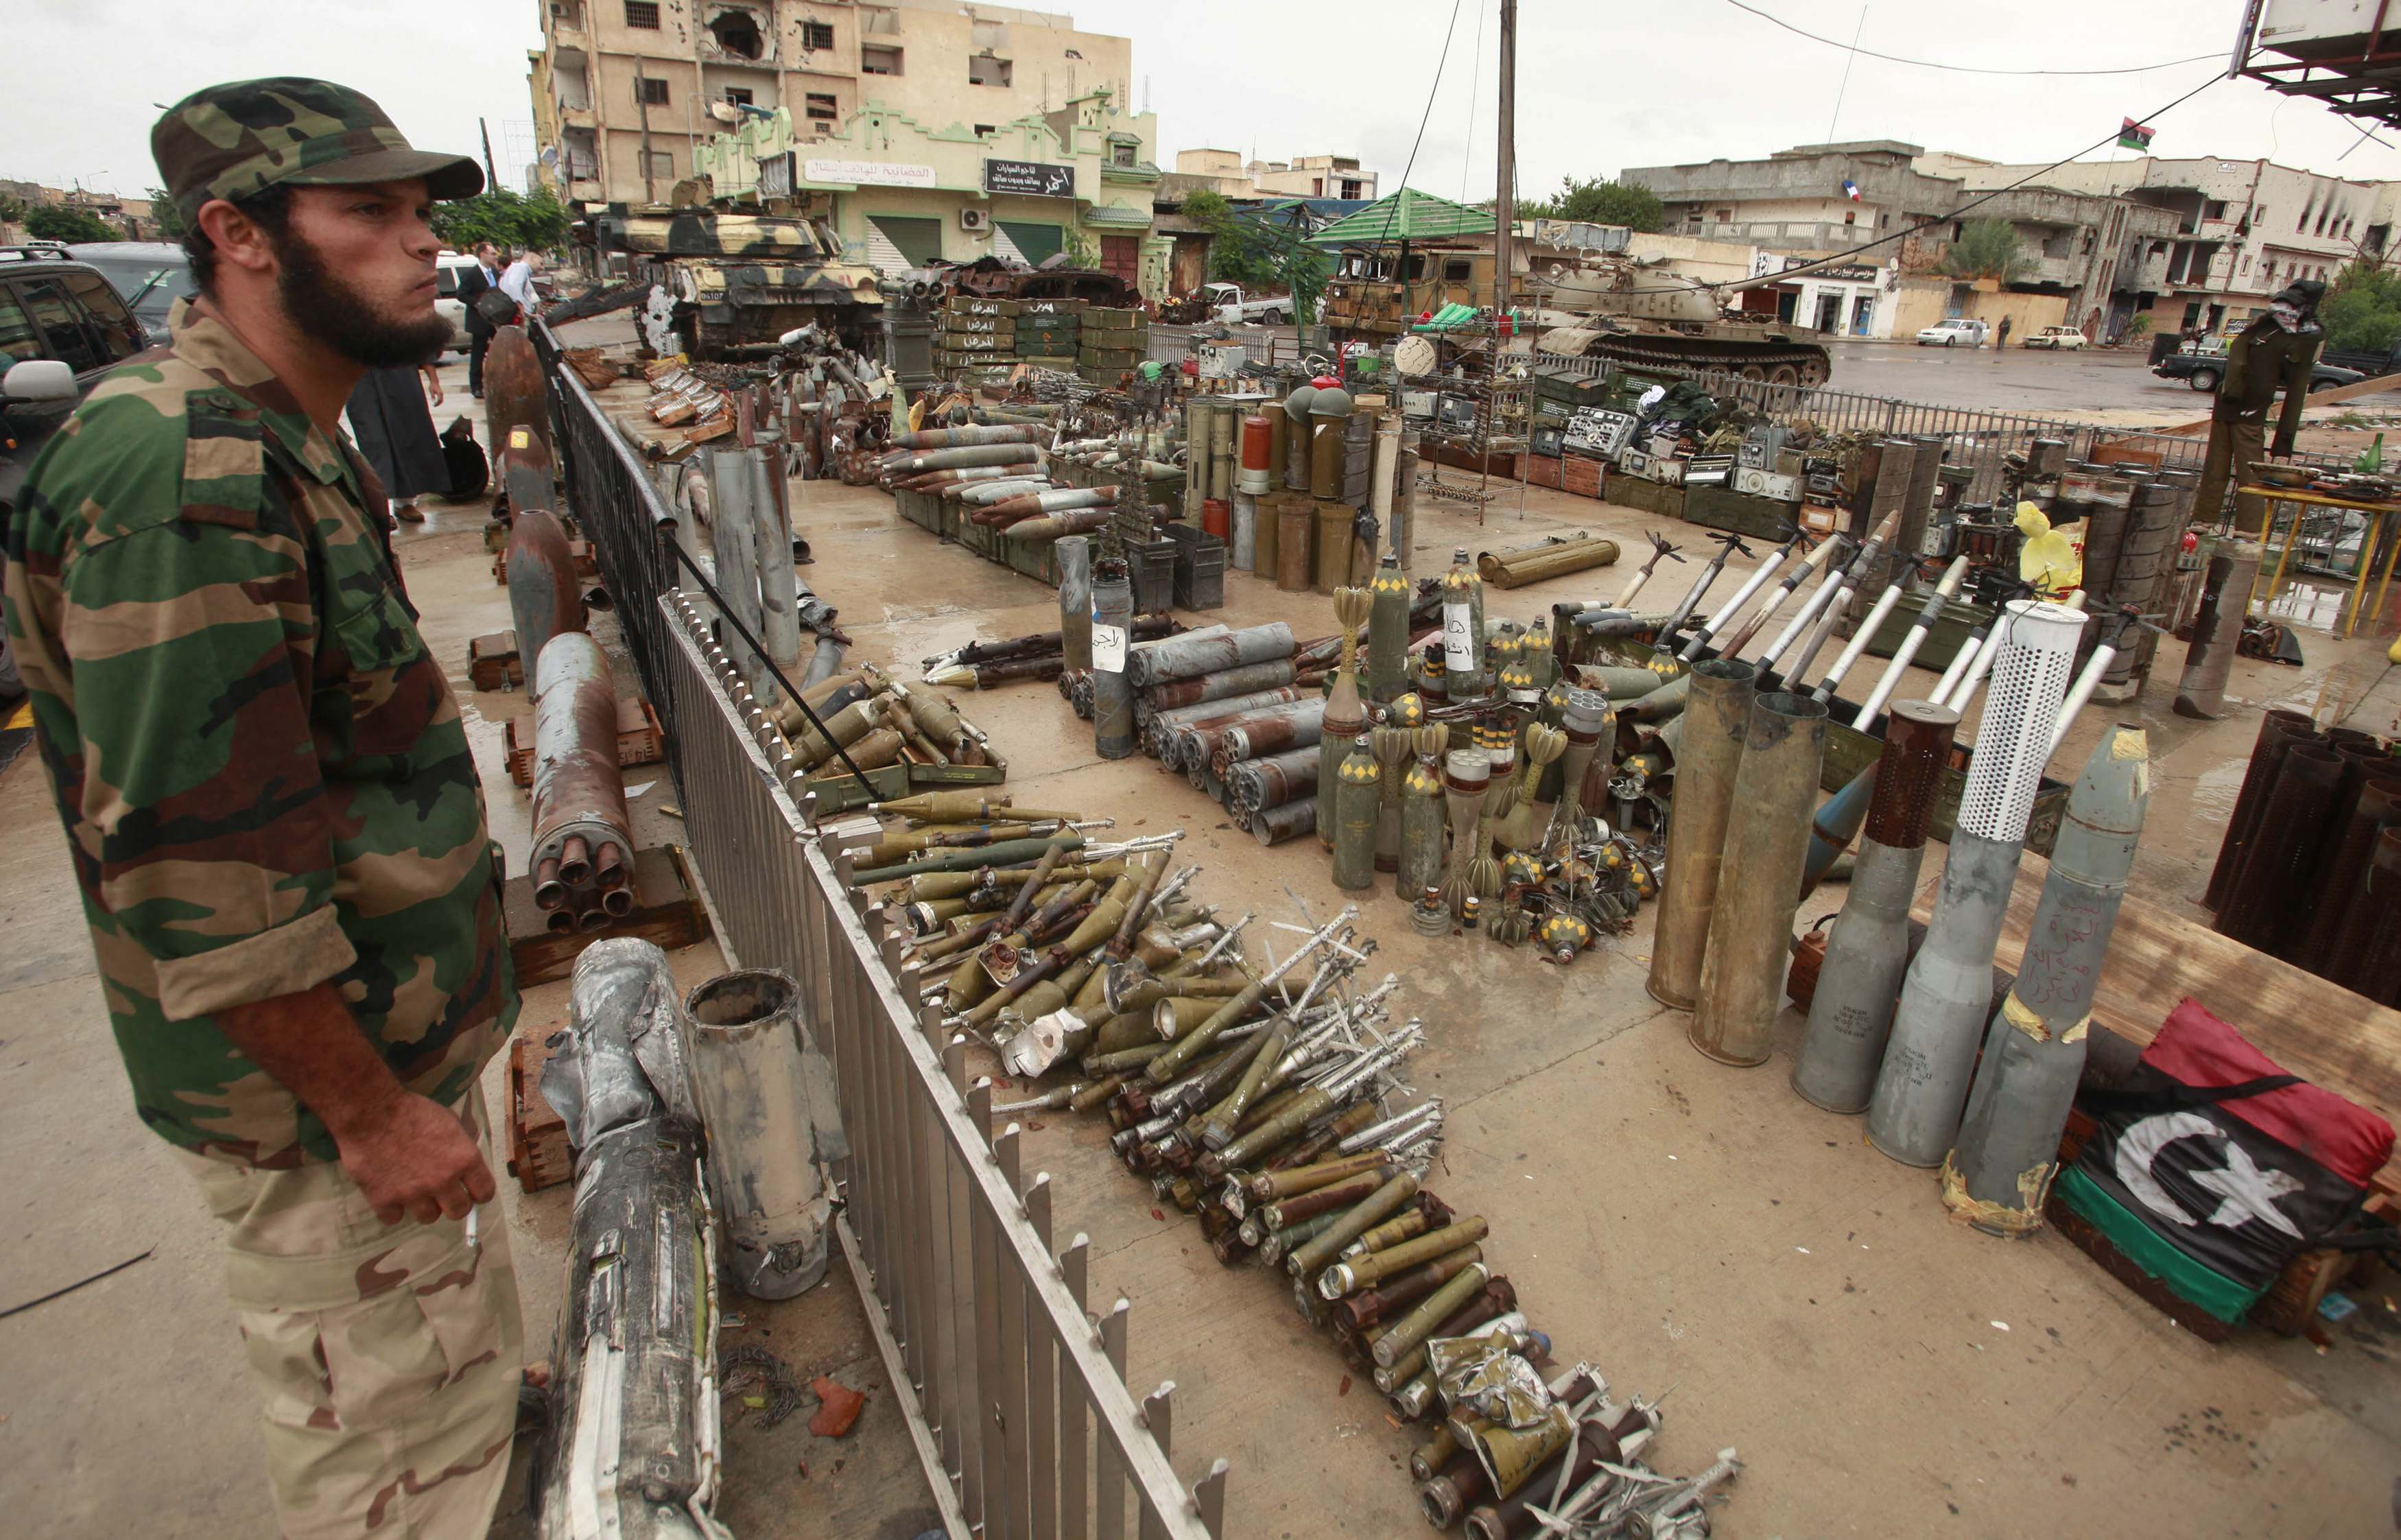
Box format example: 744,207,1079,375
1842,179,1862,202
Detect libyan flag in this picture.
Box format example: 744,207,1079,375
2118,118,2156,152
2059,999,2392,1324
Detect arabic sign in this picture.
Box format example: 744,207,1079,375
804,158,936,188
984,158,1076,198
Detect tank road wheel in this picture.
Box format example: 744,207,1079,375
1739,364,1768,382
1768,363,1803,387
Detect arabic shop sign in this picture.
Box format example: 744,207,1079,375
984,158,1077,198
804,158,937,189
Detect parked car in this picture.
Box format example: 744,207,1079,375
434,251,483,351
64,241,191,348
1201,282,1294,325
1,244,155,698
2024,325,2088,351
1915,317,1988,347
2151,344,2364,394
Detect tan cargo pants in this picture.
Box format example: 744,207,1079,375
181,1085,523,1539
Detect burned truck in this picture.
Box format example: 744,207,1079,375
593,207,886,360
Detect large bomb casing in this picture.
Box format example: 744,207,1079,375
684,969,836,1295
1867,601,2084,1167
1691,691,1828,1065
2173,538,2262,720
505,505,586,675
1368,555,1412,701
1333,739,1382,890
1646,660,1758,1009
1792,700,1959,1111
1945,724,2151,1235
1057,534,1095,673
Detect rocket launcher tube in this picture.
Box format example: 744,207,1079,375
1852,555,1972,728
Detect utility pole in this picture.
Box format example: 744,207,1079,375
479,117,500,192
1494,0,1515,323
635,56,656,204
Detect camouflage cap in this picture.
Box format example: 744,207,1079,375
152,78,484,224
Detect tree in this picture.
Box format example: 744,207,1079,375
1939,218,2033,283
1524,177,1662,233
428,188,575,254
25,204,119,244
146,188,185,241
2322,259,2401,357
1182,191,1328,322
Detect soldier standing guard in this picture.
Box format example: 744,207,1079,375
2192,280,2326,532
3,80,525,1537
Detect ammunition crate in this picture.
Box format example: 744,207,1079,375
1084,305,1145,325
506,1030,572,1194
1077,363,1136,385
1079,348,1146,368
1010,297,1087,316
1163,523,1227,609
1019,353,1078,370
1519,452,1564,490
954,297,1018,317
944,333,1011,351
1562,453,1605,499
1680,485,1798,543
941,314,1015,335
1128,535,1179,615
503,696,665,787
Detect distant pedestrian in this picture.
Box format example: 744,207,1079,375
499,246,541,320
457,238,504,396
346,362,448,521
1997,316,2013,350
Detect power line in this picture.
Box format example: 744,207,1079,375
1369,0,1467,250
1589,66,2231,298
1720,0,2227,77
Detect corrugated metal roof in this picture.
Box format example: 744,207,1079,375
1305,187,1495,247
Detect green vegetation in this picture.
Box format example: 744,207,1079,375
1939,219,2033,284
2322,259,2401,357
1523,177,1663,233
24,204,120,244
146,189,185,241
429,188,575,256
1183,189,1327,324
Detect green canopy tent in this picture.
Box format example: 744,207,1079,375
1303,187,1497,248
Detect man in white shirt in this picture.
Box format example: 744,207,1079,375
497,249,539,317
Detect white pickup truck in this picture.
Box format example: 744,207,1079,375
1205,283,1295,325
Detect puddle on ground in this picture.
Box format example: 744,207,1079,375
2262,584,2347,630
2188,758,2246,824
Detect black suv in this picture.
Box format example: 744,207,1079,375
1,244,153,696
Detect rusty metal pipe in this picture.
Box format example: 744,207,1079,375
2306,777,2401,980
559,834,592,888
2206,709,2318,909
2218,745,2343,954
534,855,566,912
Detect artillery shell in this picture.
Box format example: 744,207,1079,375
1320,1217,1488,1296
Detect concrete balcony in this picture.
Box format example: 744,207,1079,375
548,17,589,49
2015,254,2077,288
558,103,596,130
1683,220,1878,250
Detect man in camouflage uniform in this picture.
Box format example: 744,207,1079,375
2193,279,2326,530
3,80,522,1537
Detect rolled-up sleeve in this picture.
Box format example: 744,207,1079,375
61,506,353,1020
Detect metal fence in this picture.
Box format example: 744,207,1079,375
1538,351,2354,508
532,318,688,768
539,331,1229,1539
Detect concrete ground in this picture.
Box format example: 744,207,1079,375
3,330,2396,1539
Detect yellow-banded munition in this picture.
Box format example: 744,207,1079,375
1318,1217,1491,1297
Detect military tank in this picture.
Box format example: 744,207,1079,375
1532,256,1831,388
1323,240,1831,387
593,206,885,360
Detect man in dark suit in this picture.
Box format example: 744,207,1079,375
458,239,502,398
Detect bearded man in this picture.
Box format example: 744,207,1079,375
3,78,523,1538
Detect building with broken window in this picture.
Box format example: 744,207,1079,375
528,0,1163,290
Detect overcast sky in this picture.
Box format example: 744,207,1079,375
17,0,2401,204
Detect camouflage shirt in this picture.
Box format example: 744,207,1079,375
3,298,516,1167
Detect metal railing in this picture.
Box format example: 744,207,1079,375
657,597,1227,1540
1539,352,2354,508
532,318,687,771
535,329,1230,1538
